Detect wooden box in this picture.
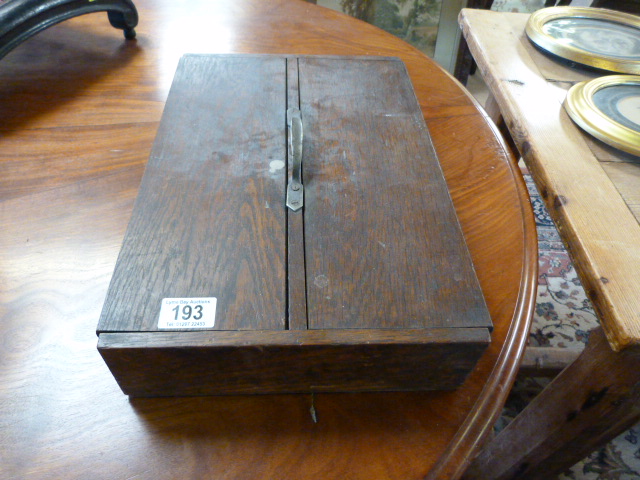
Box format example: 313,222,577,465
97,54,492,396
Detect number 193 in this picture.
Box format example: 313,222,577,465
171,304,203,321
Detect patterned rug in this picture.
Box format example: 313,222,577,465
524,169,599,350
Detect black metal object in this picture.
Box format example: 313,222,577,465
0,0,138,60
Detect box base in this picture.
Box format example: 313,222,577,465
98,328,490,396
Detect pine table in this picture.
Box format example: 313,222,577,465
459,9,640,480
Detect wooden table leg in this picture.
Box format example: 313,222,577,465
483,94,502,125
462,327,640,480
452,0,495,84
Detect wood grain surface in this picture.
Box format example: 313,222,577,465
97,54,288,332
459,9,640,351
0,1,536,478
96,54,492,395
99,328,490,396
299,56,490,331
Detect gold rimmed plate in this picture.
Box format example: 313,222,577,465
564,75,640,155
526,7,640,73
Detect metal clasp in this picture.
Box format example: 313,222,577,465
286,107,303,211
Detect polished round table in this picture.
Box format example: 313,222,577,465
0,1,537,478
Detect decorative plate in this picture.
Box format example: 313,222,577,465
526,7,640,73
564,75,640,155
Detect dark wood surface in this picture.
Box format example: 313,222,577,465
97,54,493,395
99,328,490,396
299,56,490,331
0,0,537,478
98,55,288,332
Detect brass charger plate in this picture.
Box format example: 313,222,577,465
564,75,640,155
526,7,640,73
